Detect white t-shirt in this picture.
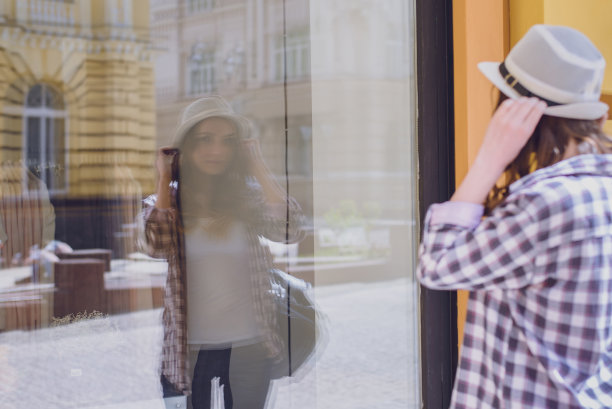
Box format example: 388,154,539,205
185,220,262,346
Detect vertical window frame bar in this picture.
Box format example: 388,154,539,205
415,0,458,407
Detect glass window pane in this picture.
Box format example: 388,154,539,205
2,1,420,408
26,84,43,108
44,86,65,110
26,117,41,177
45,117,53,188
47,118,66,191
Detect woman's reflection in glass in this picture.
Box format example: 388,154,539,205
143,96,304,409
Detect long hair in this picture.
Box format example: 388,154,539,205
173,120,250,233
484,92,612,213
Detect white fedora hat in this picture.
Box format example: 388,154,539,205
172,95,251,148
478,24,608,120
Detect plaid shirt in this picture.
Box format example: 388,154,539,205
142,184,304,395
418,154,612,408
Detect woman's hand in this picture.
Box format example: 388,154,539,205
241,138,265,174
156,147,177,182
155,147,178,209
451,97,546,204
477,97,546,172
241,138,286,204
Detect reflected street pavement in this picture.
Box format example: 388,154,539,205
0,278,418,409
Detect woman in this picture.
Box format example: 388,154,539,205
418,25,612,408
142,96,304,409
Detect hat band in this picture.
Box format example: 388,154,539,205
499,62,561,107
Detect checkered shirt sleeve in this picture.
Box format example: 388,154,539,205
418,193,544,291
417,162,612,408
142,202,178,259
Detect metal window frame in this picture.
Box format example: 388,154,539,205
416,0,458,407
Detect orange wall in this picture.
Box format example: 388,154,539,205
452,0,508,349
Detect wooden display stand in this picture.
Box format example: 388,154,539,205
53,258,106,319
57,249,112,272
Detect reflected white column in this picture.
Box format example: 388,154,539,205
255,0,265,85
307,0,421,408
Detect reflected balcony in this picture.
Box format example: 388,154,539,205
16,0,76,27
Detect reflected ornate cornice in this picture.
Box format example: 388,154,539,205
0,25,154,61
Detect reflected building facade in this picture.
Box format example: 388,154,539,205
0,0,155,254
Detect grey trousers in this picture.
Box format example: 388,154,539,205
188,342,272,409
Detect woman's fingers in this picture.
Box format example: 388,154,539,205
493,97,545,137
503,96,532,117
511,98,546,145
522,99,547,130
478,97,547,171
241,138,265,166
498,97,540,122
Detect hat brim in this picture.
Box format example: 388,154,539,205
172,111,251,148
478,62,609,120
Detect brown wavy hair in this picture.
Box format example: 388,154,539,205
484,92,612,214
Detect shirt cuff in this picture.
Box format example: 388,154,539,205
428,201,484,229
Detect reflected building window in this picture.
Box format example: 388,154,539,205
223,46,246,86
188,43,216,95
106,0,132,27
274,31,310,82
188,0,214,13
24,84,67,193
